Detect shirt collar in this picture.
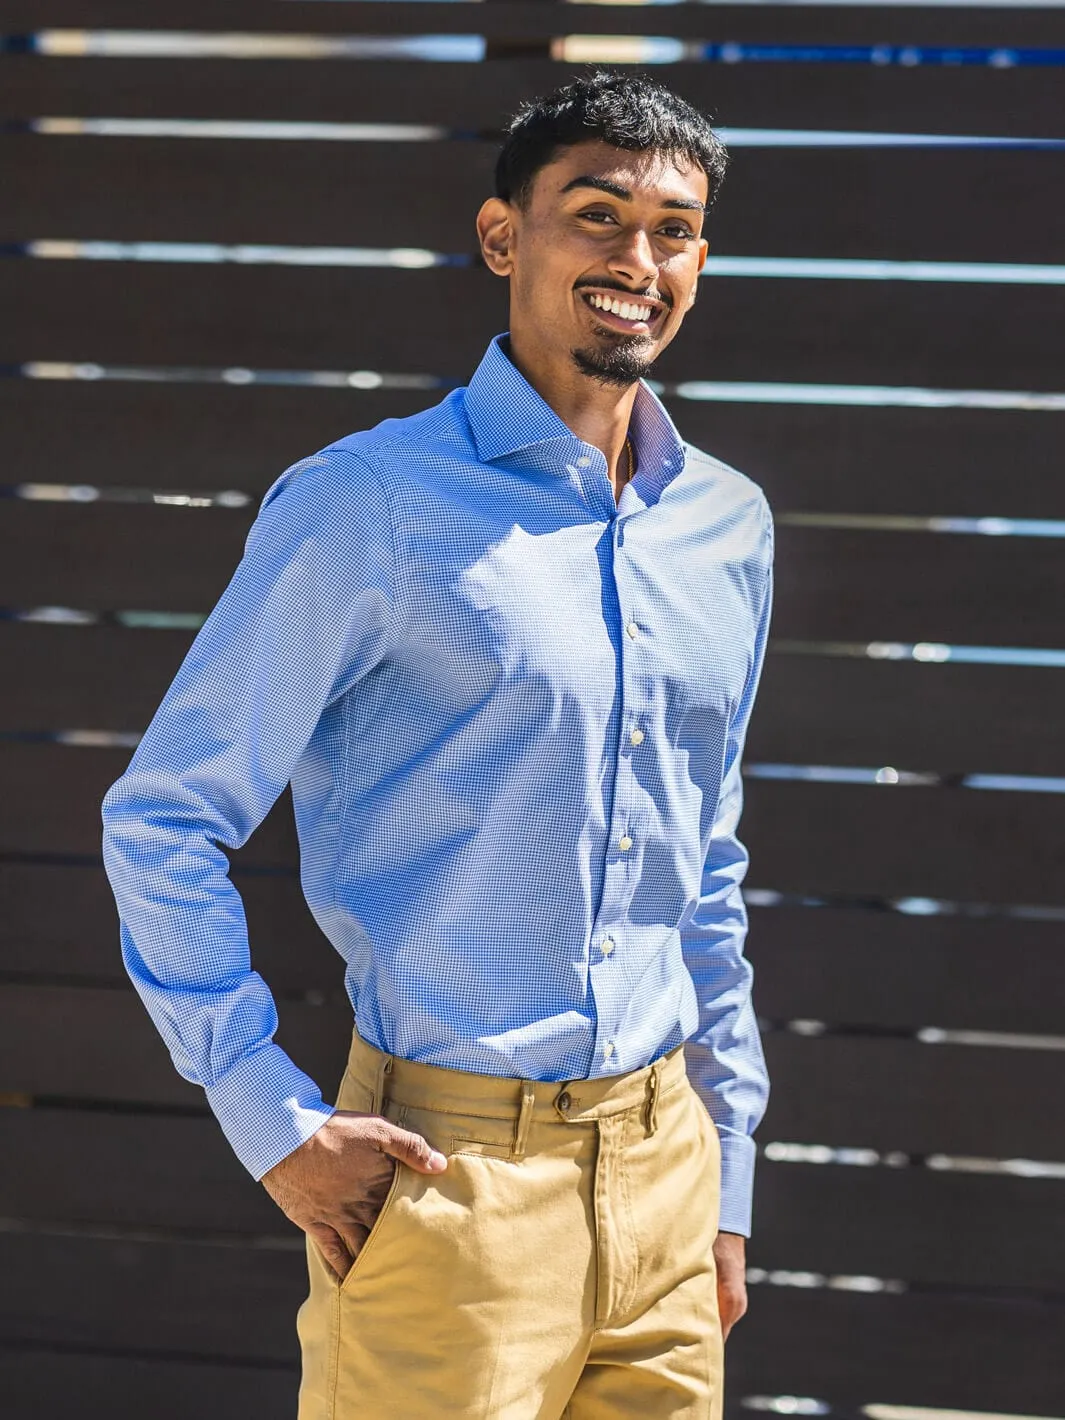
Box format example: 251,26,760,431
463,332,687,486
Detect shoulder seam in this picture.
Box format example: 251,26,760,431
333,443,406,641
682,441,767,499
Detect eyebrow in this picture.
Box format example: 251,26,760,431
559,174,707,214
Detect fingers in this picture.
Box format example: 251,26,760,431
718,1287,748,1342
308,1222,353,1282
309,1180,393,1283
376,1122,448,1174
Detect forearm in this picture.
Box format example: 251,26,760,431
102,767,336,1179
683,964,769,1238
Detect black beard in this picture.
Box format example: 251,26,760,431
571,339,656,389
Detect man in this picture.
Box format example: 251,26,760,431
101,71,774,1418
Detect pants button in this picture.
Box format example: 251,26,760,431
556,1090,572,1112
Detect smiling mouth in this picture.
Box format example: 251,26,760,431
580,290,665,331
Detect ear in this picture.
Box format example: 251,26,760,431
476,197,517,277
687,237,710,309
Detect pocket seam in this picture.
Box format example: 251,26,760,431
336,1159,405,1297
449,1135,513,1159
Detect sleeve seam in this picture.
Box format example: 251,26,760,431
346,444,407,642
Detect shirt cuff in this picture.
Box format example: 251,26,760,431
716,1124,757,1237
202,1041,338,1181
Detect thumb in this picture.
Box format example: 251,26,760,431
379,1123,448,1174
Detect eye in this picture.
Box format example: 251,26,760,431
661,223,696,241
579,209,618,225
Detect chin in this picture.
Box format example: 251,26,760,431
571,340,657,388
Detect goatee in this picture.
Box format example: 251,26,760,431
571,340,656,388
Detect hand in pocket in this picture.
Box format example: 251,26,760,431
261,1108,449,1283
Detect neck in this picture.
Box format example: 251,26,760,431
505,330,639,481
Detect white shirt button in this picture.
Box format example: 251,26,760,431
601,937,616,956
626,621,639,639
604,1041,615,1059
618,834,633,852
576,455,592,468
629,727,644,746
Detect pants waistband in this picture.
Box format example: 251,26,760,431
344,1023,688,1128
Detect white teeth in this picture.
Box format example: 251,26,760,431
586,294,655,321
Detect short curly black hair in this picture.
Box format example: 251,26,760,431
495,70,728,211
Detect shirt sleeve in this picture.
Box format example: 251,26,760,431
680,496,775,1236
100,447,398,1181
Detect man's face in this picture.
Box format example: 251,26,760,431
478,140,710,387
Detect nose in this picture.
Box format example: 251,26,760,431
606,226,659,289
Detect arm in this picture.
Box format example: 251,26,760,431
680,496,775,1239
100,449,397,1180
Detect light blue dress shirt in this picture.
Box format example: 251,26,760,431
101,332,775,1236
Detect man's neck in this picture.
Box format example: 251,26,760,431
504,333,639,486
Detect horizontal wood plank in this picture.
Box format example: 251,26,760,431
8,137,1064,267
748,1161,1065,1292
2,1106,1061,1292
0,1108,284,1234
0,861,343,992
0,983,350,1110
9,626,1065,775
6,1,1065,45
5,628,1065,781
4,743,1064,900
771,524,1065,646
1,501,250,612
746,903,1065,1038
2,984,1063,1156
4,861,1065,1035
725,1286,1065,1412
5,380,1065,521
4,262,1063,391
4,501,1063,645
0,1231,303,1362
760,1031,1065,1158
748,655,1065,779
3,57,1065,139
0,743,300,863
0,1351,296,1420
743,776,1065,903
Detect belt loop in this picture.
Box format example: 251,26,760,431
645,1058,662,1136
513,1082,536,1162
370,1052,393,1117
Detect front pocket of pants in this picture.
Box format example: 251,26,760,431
335,1157,406,1297
686,1083,721,1164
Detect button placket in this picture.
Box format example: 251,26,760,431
587,523,647,1069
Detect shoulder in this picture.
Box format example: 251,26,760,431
682,440,768,505
680,441,774,547
325,388,469,475
257,388,468,516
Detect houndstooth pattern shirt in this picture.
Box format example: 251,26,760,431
101,332,775,1236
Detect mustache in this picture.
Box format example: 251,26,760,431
573,278,672,309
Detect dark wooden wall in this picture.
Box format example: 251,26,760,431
2,3,1064,1416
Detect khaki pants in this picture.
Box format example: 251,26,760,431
296,1024,724,1418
